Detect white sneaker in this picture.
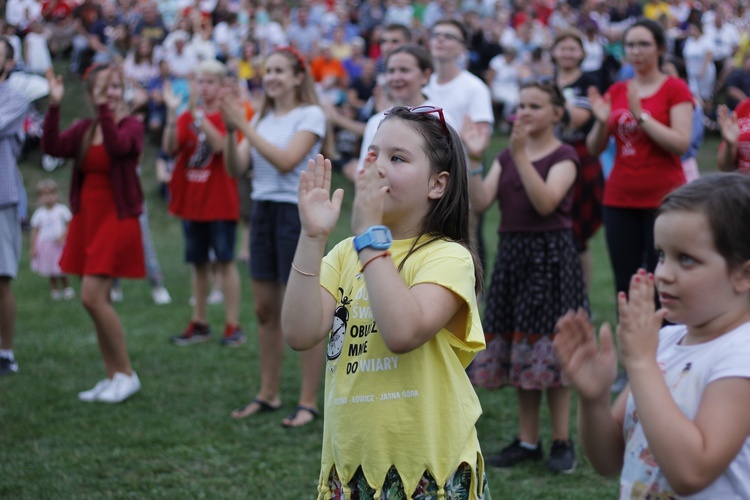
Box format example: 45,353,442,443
51,289,62,300
95,372,140,403
207,289,224,305
110,287,124,302
78,378,112,402
151,286,172,305
62,287,76,300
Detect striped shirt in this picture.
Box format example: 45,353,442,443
250,105,326,205
0,80,30,208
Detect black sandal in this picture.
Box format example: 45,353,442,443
281,405,320,428
231,397,281,419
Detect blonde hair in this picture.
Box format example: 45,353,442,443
36,179,59,195
196,59,229,79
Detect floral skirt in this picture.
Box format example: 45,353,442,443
469,230,588,390
326,464,491,500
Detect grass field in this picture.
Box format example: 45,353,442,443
2,70,723,498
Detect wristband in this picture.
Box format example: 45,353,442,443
360,251,391,273
469,166,484,176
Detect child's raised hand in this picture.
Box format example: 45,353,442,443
509,121,529,156
717,105,739,145
352,151,388,235
163,80,181,111
616,269,668,371
554,309,618,402
460,116,489,160
588,86,610,124
298,154,344,239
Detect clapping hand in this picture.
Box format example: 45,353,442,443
588,86,611,124
717,105,739,145
46,68,65,105
163,80,181,111
509,120,529,157
460,116,490,161
352,151,388,235
219,93,246,131
626,81,642,121
298,154,344,240
616,270,667,371
554,309,618,402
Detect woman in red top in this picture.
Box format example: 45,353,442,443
42,64,145,404
586,19,693,304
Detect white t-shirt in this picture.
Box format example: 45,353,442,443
251,105,326,204
356,100,459,172
620,323,750,499
30,203,72,242
424,70,494,129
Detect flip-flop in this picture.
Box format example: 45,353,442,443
281,405,320,428
231,397,281,420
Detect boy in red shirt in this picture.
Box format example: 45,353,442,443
162,59,245,347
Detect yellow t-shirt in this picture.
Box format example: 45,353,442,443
643,2,672,20
318,236,486,499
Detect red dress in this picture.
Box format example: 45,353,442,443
59,144,145,278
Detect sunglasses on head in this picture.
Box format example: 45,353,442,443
387,105,451,140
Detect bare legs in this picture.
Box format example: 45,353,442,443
517,387,572,444
0,277,15,351
231,278,324,424
80,275,132,377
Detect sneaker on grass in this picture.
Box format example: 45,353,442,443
547,439,577,474
95,372,140,403
220,323,246,347
171,321,212,345
485,438,543,468
0,356,19,376
78,378,111,402
151,285,172,305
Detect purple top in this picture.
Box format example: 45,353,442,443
497,143,579,233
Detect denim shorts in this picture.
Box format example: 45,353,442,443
183,220,237,264
250,201,300,283
0,205,21,278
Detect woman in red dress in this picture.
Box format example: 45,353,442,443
42,64,145,403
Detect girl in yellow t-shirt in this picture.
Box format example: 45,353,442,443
282,107,489,498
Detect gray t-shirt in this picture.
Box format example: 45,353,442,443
251,104,326,204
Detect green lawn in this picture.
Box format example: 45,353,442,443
2,71,722,498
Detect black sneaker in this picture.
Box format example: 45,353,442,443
0,356,19,376
170,321,212,346
485,438,543,468
219,323,246,347
548,439,577,474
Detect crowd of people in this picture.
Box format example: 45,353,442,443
2,0,750,497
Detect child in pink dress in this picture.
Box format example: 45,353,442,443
30,179,74,300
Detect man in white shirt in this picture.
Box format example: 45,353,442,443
424,19,494,271
704,11,741,91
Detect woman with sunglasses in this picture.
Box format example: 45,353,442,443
550,29,604,295
356,44,458,172
221,47,328,428
586,19,692,323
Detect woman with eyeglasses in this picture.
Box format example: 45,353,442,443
356,44,459,172
586,19,693,314
550,29,604,295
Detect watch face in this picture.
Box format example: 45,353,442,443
372,228,390,244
